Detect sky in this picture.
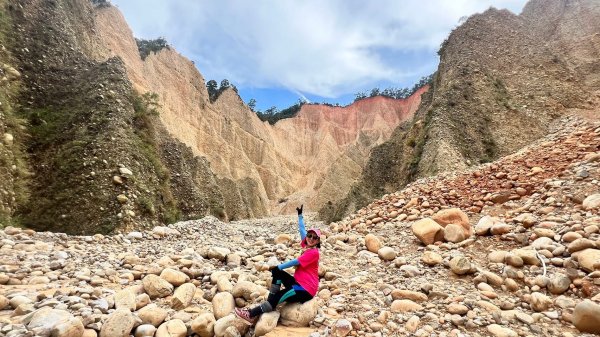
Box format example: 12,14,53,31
110,0,529,112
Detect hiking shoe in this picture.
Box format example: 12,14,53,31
234,307,257,325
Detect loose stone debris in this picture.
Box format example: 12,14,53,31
1,117,599,336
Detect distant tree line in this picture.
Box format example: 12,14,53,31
353,74,434,102
206,79,238,103
135,37,169,60
253,99,307,125
90,0,111,7
231,74,434,125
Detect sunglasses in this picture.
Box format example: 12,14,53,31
306,234,319,240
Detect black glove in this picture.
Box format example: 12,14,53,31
296,204,303,215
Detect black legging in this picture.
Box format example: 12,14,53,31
267,268,313,308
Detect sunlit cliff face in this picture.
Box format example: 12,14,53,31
93,5,427,216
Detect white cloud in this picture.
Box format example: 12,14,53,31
112,0,528,97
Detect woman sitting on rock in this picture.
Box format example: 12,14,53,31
235,204,321,324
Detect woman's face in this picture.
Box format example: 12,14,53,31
306,231,320,247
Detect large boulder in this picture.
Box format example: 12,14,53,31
232,280,264,300
411,218,443,245
0,295,8,310
213,314,249,337
443,223,467,243
134,324,157,337
100,309,136,337
142,274,174,299
582,194,600,210
567,238,596,254
156,319,187,337
191,313,216,337
114,288,136,311
573,248,600,272
160,268,189,286
431,208,471,236
279,299,319,327
136,293,151,310
137,304,168,327
474,215,496,236
216,277,233,293
212,292,235,320
25,308,84,337
172,283,196,310
255,311,280,336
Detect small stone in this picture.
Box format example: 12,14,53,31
548,274,570,295
422,251,442,266
377,246,396,261
449,256,472,275
390,300,422,313
583,194,600,210
331,318,353,337
487,324,518,337
365,234,383,253
119,167,133,176
530,292,551,312
447,303,469,315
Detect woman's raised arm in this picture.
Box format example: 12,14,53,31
297,205,306,240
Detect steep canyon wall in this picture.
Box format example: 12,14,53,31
0,0,426,233
92,5,426,217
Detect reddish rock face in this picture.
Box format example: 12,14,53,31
295,91,426,147
270,89,427,214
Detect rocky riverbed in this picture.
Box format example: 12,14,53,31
1,116,600,336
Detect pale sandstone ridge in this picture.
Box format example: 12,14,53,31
92,6,426,217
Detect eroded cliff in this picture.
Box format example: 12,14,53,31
92,4,426,218
321,0,600,223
